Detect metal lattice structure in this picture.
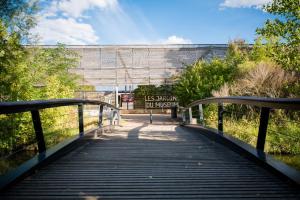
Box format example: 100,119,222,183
56,44,228,89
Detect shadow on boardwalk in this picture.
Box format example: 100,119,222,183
1,114,299,199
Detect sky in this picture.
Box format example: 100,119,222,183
32,0,275,45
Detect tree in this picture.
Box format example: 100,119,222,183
0,0,38,43
0,20,31,101
256,0,300,72
26,44,79,100
0,1,83,170
174,41,247,106
174,58,237,106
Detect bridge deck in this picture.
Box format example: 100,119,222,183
1,114,299,199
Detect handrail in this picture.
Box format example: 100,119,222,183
0,98,118,114
186,96,300,110
0,98,119,190
183,96,300,152
0,98,119,153
182,96,300,185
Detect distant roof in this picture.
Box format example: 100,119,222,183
25,44,230,49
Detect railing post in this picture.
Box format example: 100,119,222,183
117,109,120,125
150,110,153,124
78,104,84,137
98,104,103,128
198,104,204,125
182,109,186,123
31,110,46,153
109,109,113,126
218,103,224,132
256,107,270,151
188,107,192,124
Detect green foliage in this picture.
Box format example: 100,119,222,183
176,37,300,164
0,1,82,174
0,26,80,159
256,0,300,72
0,0,38,42
133,85,158,97
78,85,96,91
174,40,254,106
175,58,238,106
26,44,80,99
0,20,32,101
133,85,175,97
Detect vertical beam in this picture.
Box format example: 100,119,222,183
117,110,121,126
198,104,204,125
182,109,186,123
98,104,103,128
78,104,84,137
188,107,192,124
115,86,119,108
31,110,46,153
110,109,113,126
218,103,224,132
150,110,153,124
256,107,270,151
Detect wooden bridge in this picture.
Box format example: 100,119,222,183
0,98,300,199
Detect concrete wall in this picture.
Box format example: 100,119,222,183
56,44,228,89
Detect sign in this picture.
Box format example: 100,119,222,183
144,95,179,109
121,94,134,102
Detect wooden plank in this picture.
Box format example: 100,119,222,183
1,114,299,199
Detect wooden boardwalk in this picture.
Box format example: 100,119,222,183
1,114,299,199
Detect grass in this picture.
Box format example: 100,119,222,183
198,104,300,171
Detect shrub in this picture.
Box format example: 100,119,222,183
213,61,298,98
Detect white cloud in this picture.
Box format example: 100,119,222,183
32,0,116,44
32,0,159,45
32,17,99,45
163,35,192,44
220,0,272,9
48,0,118,18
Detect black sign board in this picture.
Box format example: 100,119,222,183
144,95,179,109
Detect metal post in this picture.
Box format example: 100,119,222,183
218,103,224,132
188,107,192,124
115,86,119,108
117,110,120,125
98,104,103,128
78,104,84,137
109,109,113,125
198,104,204,125
31,110,46,153
256,107,270,151
182,110,186,123
150,110,153,124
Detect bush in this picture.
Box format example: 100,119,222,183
213,61,299,98
175,58,238,106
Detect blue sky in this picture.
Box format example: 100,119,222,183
33,0,274,45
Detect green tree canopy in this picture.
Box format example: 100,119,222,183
0,0,38,43
256,0,300,72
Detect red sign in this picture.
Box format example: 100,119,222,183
121,94,134,102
